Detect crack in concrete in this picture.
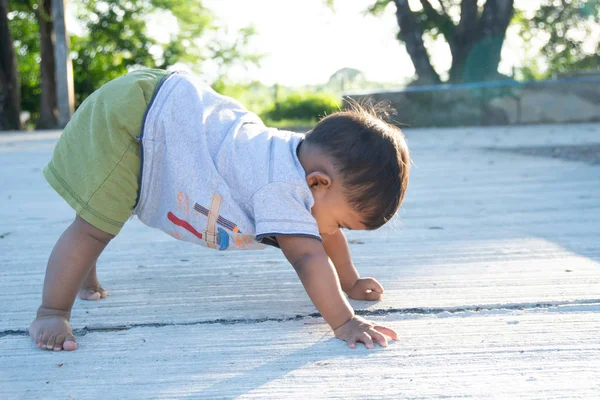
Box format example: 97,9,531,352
2,299,599,338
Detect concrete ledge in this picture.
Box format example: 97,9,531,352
345,77,600,127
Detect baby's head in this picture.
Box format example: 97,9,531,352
298,101,410,235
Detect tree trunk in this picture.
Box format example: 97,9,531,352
0,0,22,131
448,0,478,83
36,0,58,129
52,0,74,128
393,0,440,85
461,0,515,82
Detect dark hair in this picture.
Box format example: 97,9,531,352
304,100,410,229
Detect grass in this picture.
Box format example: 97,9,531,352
262,118,316,132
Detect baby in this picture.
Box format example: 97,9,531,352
30,69,410,351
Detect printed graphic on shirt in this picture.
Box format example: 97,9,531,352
166,190,266,251
167,210,231,250
193,202,240,233
167,211,203,240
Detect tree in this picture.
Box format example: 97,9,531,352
10,0,261,127
52,0,75,128
70,0,261,102
369,0,515,84
7,1,41,122
328,68,366,91
69,0,161,101
0,0,21,130
8,0,61,130
515,0,600,80
37,0,58,129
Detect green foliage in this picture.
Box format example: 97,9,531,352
213,75,403,129
213,80,342,129
7,1,41,116
70,0,260,95
365,0,392,16
413,0,458,43
212,79,276,116
365,0,599,82
8,0,261,123
366,0,515,83
213,81,345,126
515,0,600,79
262,117,317,130
262,92,341,122
70,0,213,102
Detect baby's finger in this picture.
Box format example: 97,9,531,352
374,325,399,340
347,337,357,349
365,278,384,294
368,329,388,348
357,332,374,349
362,290,383,301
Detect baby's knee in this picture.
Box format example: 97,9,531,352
73,215,116,245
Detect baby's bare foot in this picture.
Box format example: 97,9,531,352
78,269,108,301
78,284,108,301
29,315,77,351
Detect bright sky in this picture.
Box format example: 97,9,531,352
203,0,547,85
69,0,545,86
201,0,412,85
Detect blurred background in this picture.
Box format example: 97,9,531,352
1,0,599,131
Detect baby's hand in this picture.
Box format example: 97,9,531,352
347,277,384,301
334,315,398,349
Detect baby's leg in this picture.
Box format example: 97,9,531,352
30,216,115,351
78,262,109,300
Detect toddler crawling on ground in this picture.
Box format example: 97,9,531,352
30,69,410,351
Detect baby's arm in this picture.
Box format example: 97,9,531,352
321,229,385,301
277,235,398,348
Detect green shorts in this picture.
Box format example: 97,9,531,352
44,69,169,235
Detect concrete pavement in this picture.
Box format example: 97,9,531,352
1,124,599,399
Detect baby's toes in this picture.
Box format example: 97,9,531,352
62,334,77,351
45,334,57,350
40,331,52,350
53,334,66,351
78,288,102,301
35,332,43,349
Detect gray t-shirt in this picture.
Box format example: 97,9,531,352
133,72,321,250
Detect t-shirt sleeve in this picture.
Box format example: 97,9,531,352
251,182,321,243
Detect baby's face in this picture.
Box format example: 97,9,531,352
310,183,367,237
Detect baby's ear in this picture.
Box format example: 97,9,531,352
306,171,332,189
